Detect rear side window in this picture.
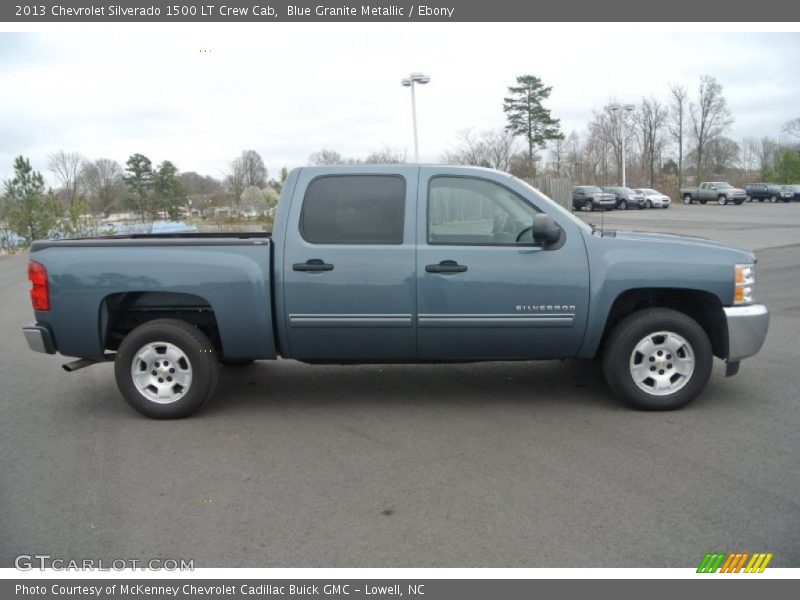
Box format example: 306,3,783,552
300,175,405,244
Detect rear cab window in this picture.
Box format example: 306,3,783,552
300,175,406,244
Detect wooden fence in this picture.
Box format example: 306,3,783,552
524,177,573,211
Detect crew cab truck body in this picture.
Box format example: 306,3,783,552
23,165,769,418
681,182,747,205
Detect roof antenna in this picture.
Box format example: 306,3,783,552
600,203,604,235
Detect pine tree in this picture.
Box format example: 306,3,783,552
123,153,154,222
3,156,62,245
503,75,563,170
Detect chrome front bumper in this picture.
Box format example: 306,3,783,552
724,304,769,362
22,323,56,354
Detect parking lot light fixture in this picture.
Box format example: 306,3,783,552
401,72,431,162
606,102,636,187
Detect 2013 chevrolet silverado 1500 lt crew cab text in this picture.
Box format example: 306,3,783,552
22,165,769,418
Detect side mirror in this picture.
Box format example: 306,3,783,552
532,214,562,248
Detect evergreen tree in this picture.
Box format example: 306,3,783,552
154,160,184,220
3,156,62,245
503,75,563,169
123,153,154,221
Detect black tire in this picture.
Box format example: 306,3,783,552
770,195,777,203
718,195,727,206
619,200,628,210
602,308,713,411
586,200,594,212
220,358,255,367
114,319,219,419
683,194,693,205
644,199,652,208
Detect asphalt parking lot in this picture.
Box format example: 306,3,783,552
1,201,799,568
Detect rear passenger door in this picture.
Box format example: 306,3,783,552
281,168,418,361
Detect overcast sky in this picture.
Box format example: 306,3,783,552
1,27,798,185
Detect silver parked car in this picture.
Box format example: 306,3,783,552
635,188,671,208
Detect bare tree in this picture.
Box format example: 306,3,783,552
236,150,268,188
48,150,84,209
548,137,567,177
224,159,246,214
79,158,125,216
690,75,734,177
308,149,347,165
442,128,520,172
782,117,800,141
632,97,669,187
739,137,759,179
179,172,223,216
757,136,780,174
705,137,740,176
365,145,407,164
668,84,689,188
588,108,626,184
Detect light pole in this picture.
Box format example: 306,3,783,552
401,72,430,163
606,102,635,187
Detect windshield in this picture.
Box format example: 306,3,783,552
516,178,592,234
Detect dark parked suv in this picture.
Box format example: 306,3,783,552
602,186,645,210
745,183,793,203
572,186,616,211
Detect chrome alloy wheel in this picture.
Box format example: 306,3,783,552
629,331,695,396
131,341,193,404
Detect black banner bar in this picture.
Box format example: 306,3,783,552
3,0,800,22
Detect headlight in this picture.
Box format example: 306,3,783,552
734,264,755,304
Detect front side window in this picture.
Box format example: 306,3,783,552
300,175,405,244
428,177,538,245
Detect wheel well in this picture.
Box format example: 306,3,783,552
100,292,222,353
599,288,727,359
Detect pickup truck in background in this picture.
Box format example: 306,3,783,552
681,182,747,205
571,186,616,211
23,166,769,418
744,183,794,203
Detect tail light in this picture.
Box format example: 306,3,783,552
28,260,50,311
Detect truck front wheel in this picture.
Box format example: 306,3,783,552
602,308,713,411
718,195,727,205
114,319,219,418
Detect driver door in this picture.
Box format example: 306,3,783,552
416,168,589,360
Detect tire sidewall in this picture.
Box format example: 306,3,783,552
115,321,216,418
604,309,713,411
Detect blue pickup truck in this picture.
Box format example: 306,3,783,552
23,166,769,418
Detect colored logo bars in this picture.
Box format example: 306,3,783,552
697,552,773,573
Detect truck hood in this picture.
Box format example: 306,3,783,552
611,230,755,260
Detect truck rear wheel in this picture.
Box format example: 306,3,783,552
602,308,713,411
683,194,693,204
114,319,219,419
